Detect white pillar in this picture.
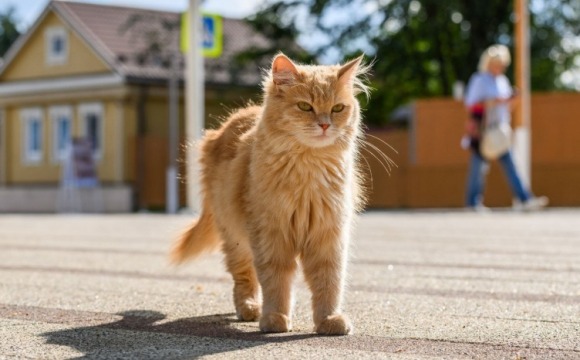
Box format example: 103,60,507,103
185,0,204,214
513,0,531,188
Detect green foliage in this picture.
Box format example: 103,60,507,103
245,0,580,126
0,7,20,58
236,2,315,68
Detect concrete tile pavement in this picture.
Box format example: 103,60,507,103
0,210,579,359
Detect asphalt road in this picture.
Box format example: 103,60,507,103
1,210,579,359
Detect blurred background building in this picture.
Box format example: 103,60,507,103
0,1,273,212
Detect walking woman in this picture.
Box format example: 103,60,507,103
463,44,548,211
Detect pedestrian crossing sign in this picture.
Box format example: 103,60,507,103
181,12,223,58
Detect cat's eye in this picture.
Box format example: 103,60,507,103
297,102,313,111
332,104,345,113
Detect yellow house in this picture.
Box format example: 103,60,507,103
0,1,269,212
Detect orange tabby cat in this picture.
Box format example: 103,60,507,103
171,53,369,335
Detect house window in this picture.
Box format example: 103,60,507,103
79,103,104,159
21,108,44,164
45,27,68,65
50,106,72,162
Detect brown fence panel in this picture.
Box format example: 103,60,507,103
407,92,580,208
531,93,580,164
136,92,580,211
136,136,188,210
414,98,468,166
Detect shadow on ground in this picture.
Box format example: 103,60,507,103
42,310,316,359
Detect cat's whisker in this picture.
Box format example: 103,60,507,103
361,137,398,167
365,133,399,154
360,143,392,175
358,138,398,175
358,149,374,188
366,141,398,169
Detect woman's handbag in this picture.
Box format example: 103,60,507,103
481,119,512,160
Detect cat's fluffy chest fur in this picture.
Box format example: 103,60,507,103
247,127,356,246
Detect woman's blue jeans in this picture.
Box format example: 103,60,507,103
465,151,531,207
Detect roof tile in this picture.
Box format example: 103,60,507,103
52,0,271,85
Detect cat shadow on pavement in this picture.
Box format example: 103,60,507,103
42,310,316,359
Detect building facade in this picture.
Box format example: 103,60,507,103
0,1,269,212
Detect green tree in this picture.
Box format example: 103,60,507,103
246,0,580,126
236,2,315,69
0,7,20,58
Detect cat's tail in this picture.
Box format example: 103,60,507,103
170,209,221,264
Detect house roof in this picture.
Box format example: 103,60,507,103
1,0,273,86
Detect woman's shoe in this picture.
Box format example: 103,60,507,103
522,196,549,211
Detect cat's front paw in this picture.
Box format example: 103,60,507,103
259,312,292,333
315,314,352,335
236,300,261,321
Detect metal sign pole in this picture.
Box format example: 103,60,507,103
166,52,179,214
185,0,204,214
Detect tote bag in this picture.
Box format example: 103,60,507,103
480,105,512,160
481,123,512,160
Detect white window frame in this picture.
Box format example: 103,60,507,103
45,26,69,66
50,105,73,163
78,103,104,160
20,108,44,165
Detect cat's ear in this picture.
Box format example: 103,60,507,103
338,55,371,97
272,54,299,86
338,55,364,85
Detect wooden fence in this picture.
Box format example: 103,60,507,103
137,92,580,209
364,92,580,208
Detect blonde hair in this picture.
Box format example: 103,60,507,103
478,44,511,72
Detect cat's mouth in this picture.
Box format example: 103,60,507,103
308,131,338,147
294,127,339,148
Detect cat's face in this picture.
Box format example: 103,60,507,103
263,55,367,149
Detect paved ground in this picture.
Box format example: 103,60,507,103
0,210,579,359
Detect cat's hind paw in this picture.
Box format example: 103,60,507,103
315,314,352,336
259,312,292,333
236,300,261,322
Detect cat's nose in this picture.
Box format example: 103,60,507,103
318,123,330,131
